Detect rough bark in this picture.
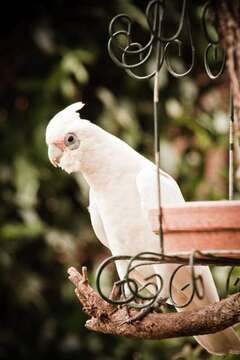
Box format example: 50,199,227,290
68,267,240,340
215,0,240,177
215,0,240,123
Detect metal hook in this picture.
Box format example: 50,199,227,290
202,1,226,79
164,11,195,78
147,0,187,42
226,266,240,296
204,43,226,79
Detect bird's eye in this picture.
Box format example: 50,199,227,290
64,133,80,150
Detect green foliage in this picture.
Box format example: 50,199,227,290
0,1,238,359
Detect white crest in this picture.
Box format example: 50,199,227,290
63,102,85,114
46,101,85,144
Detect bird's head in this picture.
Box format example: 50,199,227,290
45,102,94,174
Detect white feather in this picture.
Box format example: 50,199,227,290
46,103,240,355
88,188,109,247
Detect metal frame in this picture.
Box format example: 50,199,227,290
96,0,238,313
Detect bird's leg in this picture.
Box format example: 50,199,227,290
109,281,122,301
120,296,168,325
108,281,122,316
121,306,152,324
121,303,131,318
117,281,132,317
109,280,133,318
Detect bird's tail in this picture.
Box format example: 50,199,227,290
194,328,240,356
134,262,240,355
173,265,240,355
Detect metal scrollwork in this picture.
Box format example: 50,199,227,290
96,250,240,311
96,253,165,309
108,0,196,80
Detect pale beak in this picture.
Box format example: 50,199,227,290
50,157,59,168
48,143,64,168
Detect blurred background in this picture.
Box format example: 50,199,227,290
1,0,239,359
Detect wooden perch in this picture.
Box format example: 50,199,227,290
68,266,240,340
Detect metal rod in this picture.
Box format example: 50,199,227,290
153,1,164,255
229,89,234,200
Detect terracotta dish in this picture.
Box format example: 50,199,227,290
149,200,240,258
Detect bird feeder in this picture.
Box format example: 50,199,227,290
150,200,240,259
68,0,240,344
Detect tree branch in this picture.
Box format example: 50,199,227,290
215,0,240,122
68,267,240,340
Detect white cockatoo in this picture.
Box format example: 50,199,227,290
46,102,240,355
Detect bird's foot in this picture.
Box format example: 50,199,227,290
109,281,122,301
119,296,168,325
120,306,152,325
108,281,123,316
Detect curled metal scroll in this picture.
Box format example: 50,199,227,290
169,251,204,308
226,266,240,296
202,1,226,79
164,12,195,78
